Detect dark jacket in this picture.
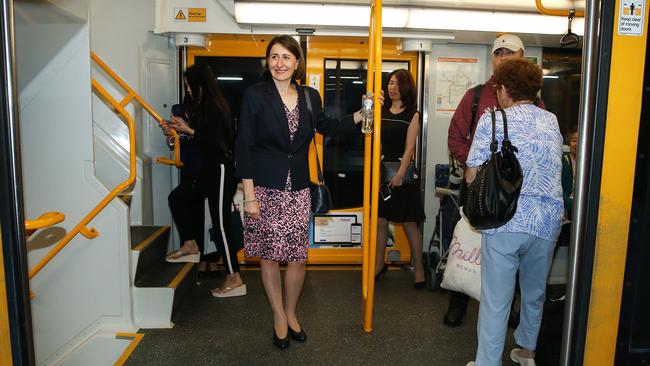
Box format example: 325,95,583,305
235,80,356,190
561,151,574,216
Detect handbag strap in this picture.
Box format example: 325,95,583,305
302,87,325,184
496,108,518,153
489,110,498,154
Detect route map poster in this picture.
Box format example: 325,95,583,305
435,57,480,115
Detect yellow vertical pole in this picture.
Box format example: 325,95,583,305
362,0,383,333
583,1,649,364
0,228,13,366
361,3,375,303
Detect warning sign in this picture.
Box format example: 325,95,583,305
618,1,645,35
173,7,207,22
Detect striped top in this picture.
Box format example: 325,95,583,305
467,104,564,241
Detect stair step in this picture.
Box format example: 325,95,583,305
130,226,168,249
131,225,170,284
135,261,194,288
118,193,132,206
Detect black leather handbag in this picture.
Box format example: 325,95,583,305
463,109,522,230
303,87,333,213
380,161,416,185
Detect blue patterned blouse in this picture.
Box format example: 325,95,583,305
466,104,564,242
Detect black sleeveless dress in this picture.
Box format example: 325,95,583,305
378,105,426,222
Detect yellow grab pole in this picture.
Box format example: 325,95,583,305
361,3,375,303
362,0,382,333
535,0,584,17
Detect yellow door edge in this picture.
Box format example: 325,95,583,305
583,1,649,364
114,332,144,366
0,228,13,366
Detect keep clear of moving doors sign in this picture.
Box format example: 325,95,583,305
619,1,645,36
173,7,207,22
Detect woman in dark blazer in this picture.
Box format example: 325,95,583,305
236,35,365,349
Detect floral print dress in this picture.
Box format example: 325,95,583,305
243,104,311,261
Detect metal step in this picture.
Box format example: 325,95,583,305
130,225,196,327
130,226,169,284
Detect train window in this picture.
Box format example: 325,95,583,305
541,48,582,138
194,56,266,122
322,59,409,209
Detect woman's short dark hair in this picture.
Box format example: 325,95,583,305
263,35,306,81
384,69,416,108
494,58,543,102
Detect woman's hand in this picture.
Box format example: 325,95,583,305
354,92,386,123
361,91,385,106
389,173,404,188
244,200,260,220
464,167,477,184
161,120,173,136
169,116,194,136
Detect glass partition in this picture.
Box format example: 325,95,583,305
194,56,266,122
322,59,409,209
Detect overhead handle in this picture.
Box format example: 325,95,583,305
560,9,581,48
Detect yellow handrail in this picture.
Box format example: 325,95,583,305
90,52,183,167
535,0,584,17
362,0,383,333
24,212,65,237
27,79,138,286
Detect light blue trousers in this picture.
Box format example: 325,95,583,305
475,232,555,366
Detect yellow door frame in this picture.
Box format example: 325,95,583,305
0,228,13,365
583,0,649,364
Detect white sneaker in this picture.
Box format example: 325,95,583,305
510,348,536,366
466,362,475,366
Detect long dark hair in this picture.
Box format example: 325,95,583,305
183,63,234,151
383,69,416,109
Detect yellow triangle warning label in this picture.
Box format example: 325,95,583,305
175,10,186,20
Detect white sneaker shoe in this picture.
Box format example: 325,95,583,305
510,348,536,366
466,362,475,366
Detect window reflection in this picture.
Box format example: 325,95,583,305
323,59,409,209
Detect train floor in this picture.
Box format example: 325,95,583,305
125,267,518,365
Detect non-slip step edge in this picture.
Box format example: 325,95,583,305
130,226,169,250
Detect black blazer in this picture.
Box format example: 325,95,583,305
235,80,357,190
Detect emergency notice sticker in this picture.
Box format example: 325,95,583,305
618,1,645,36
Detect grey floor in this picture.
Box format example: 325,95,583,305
126,267,518,365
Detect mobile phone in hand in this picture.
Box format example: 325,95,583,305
171,104,185,119
380,184,392,201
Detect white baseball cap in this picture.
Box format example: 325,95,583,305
492,34,525,54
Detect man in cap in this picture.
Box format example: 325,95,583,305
444,33,545,327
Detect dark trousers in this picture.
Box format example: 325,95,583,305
168,164,240,274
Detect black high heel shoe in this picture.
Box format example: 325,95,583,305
414,281,426,290
375,264,389,279
273,327,289,350
288,326,307,342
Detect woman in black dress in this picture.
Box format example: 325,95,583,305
375,69,426,288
